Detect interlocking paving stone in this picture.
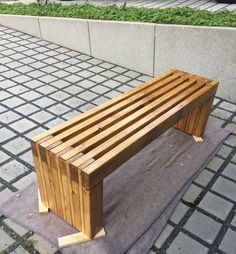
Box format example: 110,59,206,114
33,97,56,108
13,172,36,190
154,224,174,248
0,160,28,181
11,246,29,254
224,134,236,147
212,108,232,120
169,202,189,224
184,211,222,244
222,163,236,181
0,127,16,143
4,218,28,236
207,156,225,172
217,144,233,158
28,234,57,254
208,115,225,126
3,137,30,155
19,90,42,101
220,101,236,112
14,104,40,116
0,188,14,206
182,184,202,203
0,150,10,164
10,119,36,133
2,97,25,108
231,215,236,227
167,232,209,254
0,90,12,100
219,228,236,254
194,169,214,187
227,123,236,134
36,85,57,95
49,90,70,101
30,111,54,123
0,228,15,252
199,192,233,220
7,85,29,95
212,176,236,201
64,97,85,108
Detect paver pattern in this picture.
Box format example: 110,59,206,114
0,25,235,254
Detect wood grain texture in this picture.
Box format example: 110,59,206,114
30,69,218,240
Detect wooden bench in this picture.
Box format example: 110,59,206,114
30,68,218,247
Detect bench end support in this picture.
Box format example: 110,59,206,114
38,189,49,214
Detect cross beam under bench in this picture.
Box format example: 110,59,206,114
30,68,218,247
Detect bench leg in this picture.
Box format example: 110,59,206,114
174,96,214,138
82,181,103,239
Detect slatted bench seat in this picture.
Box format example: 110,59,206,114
30,68,218,247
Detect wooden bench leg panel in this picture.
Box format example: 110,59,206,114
82,181,103,239
31,141,49,208
174,95,214,137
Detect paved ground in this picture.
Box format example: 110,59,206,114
0,25,235,254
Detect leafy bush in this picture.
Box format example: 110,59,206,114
0,3,235,27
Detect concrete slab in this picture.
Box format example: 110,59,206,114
89,20,155,76
39,17,91,55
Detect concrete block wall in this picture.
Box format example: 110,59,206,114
0,14,235,102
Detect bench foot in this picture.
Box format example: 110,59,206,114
38,190,49,214
192,135,203,143
58,227,105,248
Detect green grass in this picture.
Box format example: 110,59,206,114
0,3,236,27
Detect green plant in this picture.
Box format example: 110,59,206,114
0,3,235,27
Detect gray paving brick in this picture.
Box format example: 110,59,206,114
15,104,39,116
217,144,233,158
219,228,236,254
91,84,110,94
7,85,29,95
45,118,65,128
0,228,14,252
19,90,42,101
170,202,189,224
93,96,109,106
101,70,118,78
231,214,236,227
33,97,56,108
199,192,233,220
0,90,12,100
49,91,70,101
105,90,122,99
47,104,70,115
207,156,224,172
3,137,30,154
220,101,236,112
39,74,58,83
167,232,208,254
27,70,45,78
2,69,20,78
114,75,132,83
0,111,21,124
19,150,34,167
208,115,225,127
231,154,236,163
36,85,57,95
0,79,17,89
30,111,54,123
222,163,236,181
184,210,222,244
88,66,105,74
0,127,16,143
64,97,85,108
12,74,32,84
89,74,108,84
10,118,36,133
23,79,44,89
63,85,84,95
182,184,202,203
79,103,95,112
78,80,96,89
25,127,46,139
13,172,36,190
12,246,29,254
224,134,236,147
4,218,27,236
123,70,140,78
154,224,174,248
0,150,10,163
79,90,98,101
28,234,57,254
212,176,236,201
227,123,236,134
0,160,28,181
51,79,71,89
64,74,83,83
2,97,25,108
194,169,214,187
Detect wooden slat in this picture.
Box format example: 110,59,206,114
32,69,177,143
39,71,185,151
81,81,218,189
49,73,192,159
70,78,207,169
